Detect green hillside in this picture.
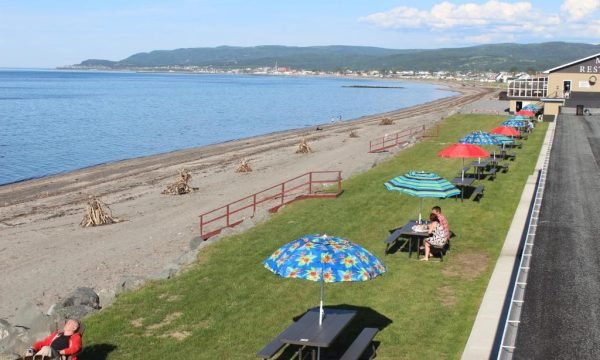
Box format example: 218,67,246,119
76,42,600,72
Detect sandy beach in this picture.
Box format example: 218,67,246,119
0,82,495,321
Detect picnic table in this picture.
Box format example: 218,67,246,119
451,176,475,201
496,149,517,161
470,160,490,179
257,308,357,360
384,220,430,258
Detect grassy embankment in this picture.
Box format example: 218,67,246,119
81,114,548,360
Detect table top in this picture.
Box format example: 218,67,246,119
279,308,357,348
452,177,476,186
471,160,490,167
394,219,430,237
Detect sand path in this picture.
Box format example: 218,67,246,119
0,83,495,321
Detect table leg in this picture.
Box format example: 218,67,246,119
416,236,420,260
408,237,413,258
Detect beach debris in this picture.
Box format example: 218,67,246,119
235,158,252,173
349,130,359,138
296,138,312,154
162,169,195,195
379,117,394,125
80,196,121,227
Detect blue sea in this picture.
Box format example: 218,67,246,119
0,69,455,185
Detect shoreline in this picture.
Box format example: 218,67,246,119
0,82,461,203
0,73,458,187
0,82,496,321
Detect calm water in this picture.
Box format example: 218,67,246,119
0,70,455,185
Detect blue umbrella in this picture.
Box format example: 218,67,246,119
385,171,460,222
502,119,527,128
507,115,529,121
490,134,515,144
523,105,539,111
459,131,501,146
460,131,502,161
264,234,386,326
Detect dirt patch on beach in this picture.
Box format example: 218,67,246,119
0,83,496,321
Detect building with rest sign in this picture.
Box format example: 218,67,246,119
506,53,600,119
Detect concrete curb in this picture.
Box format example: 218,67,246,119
461,121,556,359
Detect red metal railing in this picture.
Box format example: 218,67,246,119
369,124,438,153
199,171,342,240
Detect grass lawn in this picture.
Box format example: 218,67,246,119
81,114,548,360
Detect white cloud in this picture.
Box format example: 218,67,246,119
360,6,429,28
361,1,600,45
362,1,534,30
560,0,600,21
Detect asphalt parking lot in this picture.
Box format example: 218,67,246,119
514,115,600,359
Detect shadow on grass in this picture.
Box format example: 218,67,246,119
272,304,392,360
79,343,117,360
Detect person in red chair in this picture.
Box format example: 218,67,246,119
26,319,82,360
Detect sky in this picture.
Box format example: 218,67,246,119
1,0,599,67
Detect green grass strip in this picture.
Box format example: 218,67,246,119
81,114,548,360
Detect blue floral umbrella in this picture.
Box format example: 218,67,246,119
523,105,539,111
502,119,527,128
385,171,459,222
460,131,502,161
264,234,386,327
459,131,501,146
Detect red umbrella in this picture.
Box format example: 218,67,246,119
491,126,519,136
516,110,535,117
438,143,490,158
438,144,490,180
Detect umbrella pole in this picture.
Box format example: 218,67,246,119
319,280,324,326
419,198,423,224
461,158,465,202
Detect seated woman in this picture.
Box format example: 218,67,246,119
421,213,448,261
26,319,82,359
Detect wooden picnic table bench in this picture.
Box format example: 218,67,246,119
256,330,289,359
473,185,485,202
340,327,379,360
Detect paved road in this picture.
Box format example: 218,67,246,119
514,115,600,359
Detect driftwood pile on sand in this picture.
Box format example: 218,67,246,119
80,196,120,227
296,138,312,153
235,158,252,173
379,117,394,125
162,169,195,195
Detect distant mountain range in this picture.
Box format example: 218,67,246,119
74,42,600,72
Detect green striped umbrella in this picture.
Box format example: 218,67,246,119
385,171,459,222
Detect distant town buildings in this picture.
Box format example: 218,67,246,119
61,63,519,83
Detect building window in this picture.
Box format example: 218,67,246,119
507,77,548,98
